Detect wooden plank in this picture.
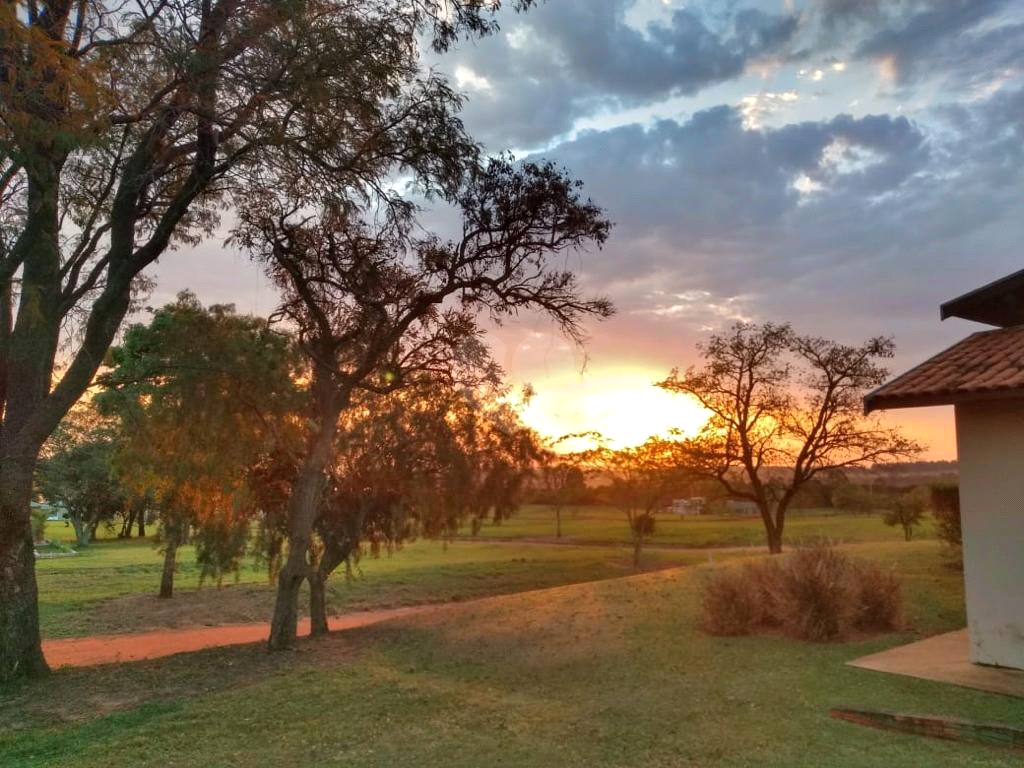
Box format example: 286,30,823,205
830,708,1024,751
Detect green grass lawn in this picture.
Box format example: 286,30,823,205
4,541,1021,768
33,507,939,639
472,503,935,547
35,532,718,639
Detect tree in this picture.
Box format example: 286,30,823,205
0,0,536,681
659,323,921,553
882,487,929,541
598,438,683,569
829,481,876,515
254,381,542,636
235,155,611,650
37,408,127,548
538,437,591,538
97,293,297,598
930,484,962,548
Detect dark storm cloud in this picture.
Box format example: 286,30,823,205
548,106,931,274
441,0,1020,153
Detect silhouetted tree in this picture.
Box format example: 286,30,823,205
236,155,611,650
659,323,921,553
538,436,592,538
598,438,683,569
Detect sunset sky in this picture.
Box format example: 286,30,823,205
149,0,1024,458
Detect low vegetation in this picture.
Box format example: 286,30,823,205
703,546,903,641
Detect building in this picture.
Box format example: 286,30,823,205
670,498,705,516
864,268,1024,671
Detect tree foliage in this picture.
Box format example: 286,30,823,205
254,380,543,635
37,407,126,547
881,487,929,542
659,322,921,553
595,438,684,569
96,292,297,596
234,148,612,649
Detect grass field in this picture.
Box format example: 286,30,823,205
33,505,929,639
35,530,721,639
469,504,936,547
33,507,940,640
5,541,1021,768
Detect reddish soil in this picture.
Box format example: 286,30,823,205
42,604,435,669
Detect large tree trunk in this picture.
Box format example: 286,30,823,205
268,408,338,650
269,544,309,649
268,367,347,651
0,463,49,679
70,515,90,547
0,159,65,682
308,543,350,637
758,500,784,554
309,570,329,637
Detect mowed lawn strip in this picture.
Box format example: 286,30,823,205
5,541,1022,768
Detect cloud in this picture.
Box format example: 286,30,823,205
801,0,1020,93
523,86,1024,373
434,0,801,150
854,0,1013,82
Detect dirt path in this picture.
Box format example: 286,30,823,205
42,604,437,669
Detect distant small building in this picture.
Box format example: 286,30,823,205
31,500,67,521
865,268,1024,671
671,498,705,516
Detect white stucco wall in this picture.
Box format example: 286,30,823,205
955,401,1024,670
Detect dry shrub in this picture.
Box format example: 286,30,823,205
703,546,902,641
852,563,903,633
702,566,760,635
779,546,857,640
742,560,786,628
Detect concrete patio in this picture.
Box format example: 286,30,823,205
850,630,1024,699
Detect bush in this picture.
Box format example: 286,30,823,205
853,564,903,633
930,484,961,547
780,546,856,640
703,546,903,641
30,508,47,543
701,567,760,635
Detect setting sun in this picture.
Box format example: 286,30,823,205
516,370,709,449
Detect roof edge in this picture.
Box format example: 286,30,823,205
865,388,1024,415
940,267,1024,326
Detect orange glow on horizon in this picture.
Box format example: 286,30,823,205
513,373,959,460
515,370,709,450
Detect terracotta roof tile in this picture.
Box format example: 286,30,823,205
864,326,1024,413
